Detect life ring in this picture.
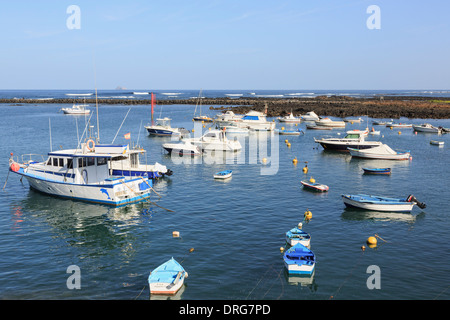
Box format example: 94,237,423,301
87,139,95,151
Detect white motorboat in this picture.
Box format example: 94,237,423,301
162,140,202,156
223,126,249,134
301,111,320,121
314,117,346,127
145,118,188,136
314,129,380,151
8,141,152,206
387,123,412,128
215,110,243,124
278,112,302,123
412,123,441,133
61,104,90,115
344,117,363,123
348,143,411,160
185,130,242,152
236,110,276,131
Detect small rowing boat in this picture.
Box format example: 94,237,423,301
148,258,187,295
214,170,232,179
301,179,329,192
362,167,391,175
285,224,311,247
430,140,444,146
283,243,315,275
341,194,426,212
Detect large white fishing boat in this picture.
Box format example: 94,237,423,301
8,141,153,206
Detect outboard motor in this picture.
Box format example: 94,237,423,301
406,195,426,209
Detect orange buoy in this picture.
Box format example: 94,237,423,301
10,162,20,172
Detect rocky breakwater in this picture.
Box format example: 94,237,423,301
2,95,450,119
211,95,450,119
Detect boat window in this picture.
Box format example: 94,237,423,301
47,157,52,165
97,157,107,166
87,157,95,166
345,134,360,139
59,158,64,167
67,159,73,169
78,157,87,168
53,158,58,166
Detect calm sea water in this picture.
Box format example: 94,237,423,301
0,93,449,300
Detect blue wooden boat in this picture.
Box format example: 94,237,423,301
148,257,187,295
283,243,315,275
285,226,311,247
362,167,391,175
214,170,232,179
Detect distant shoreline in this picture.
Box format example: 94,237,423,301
2,95,450,119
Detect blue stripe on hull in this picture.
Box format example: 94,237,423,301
29,185,151,207
112,169,161,179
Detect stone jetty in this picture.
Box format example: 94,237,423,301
2,95,450,119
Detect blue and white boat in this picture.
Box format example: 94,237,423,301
285,225,311,247
8,141,153,207
362,167,391,175
276,128,304,135
102,144,172,179
341,194,426,212
283,243,315,275
145,117,188,136
213,170,232,179
148,258,188,295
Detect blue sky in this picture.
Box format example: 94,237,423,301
0,0,449,90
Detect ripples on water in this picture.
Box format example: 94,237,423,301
0,103,449,300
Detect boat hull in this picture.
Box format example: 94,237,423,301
301,181,329,192
317,141,381,151
342,194,415,212
362,168,391,175
146,128,179,136
15,167,151,207
284,261,315,275
349,148,410,160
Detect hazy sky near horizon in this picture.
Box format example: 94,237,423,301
0,0,449,90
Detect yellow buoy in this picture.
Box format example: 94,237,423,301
304,209,312,220
309,177,315,183
262,157,267,163
285,139,289,143
280,247,285,252
361,245,366,251
367,236,377,246
303,165,308,173
208,127,211,130
287,142,291,147
192,129,195,132
293,157,298,164
203,125,206,128
398,131,401,135
281,127,285,131
172,231,180,238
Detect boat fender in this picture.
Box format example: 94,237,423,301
87,139,95,151
10,162,20,172
309,177,315,183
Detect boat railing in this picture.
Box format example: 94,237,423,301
13,153,46,165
